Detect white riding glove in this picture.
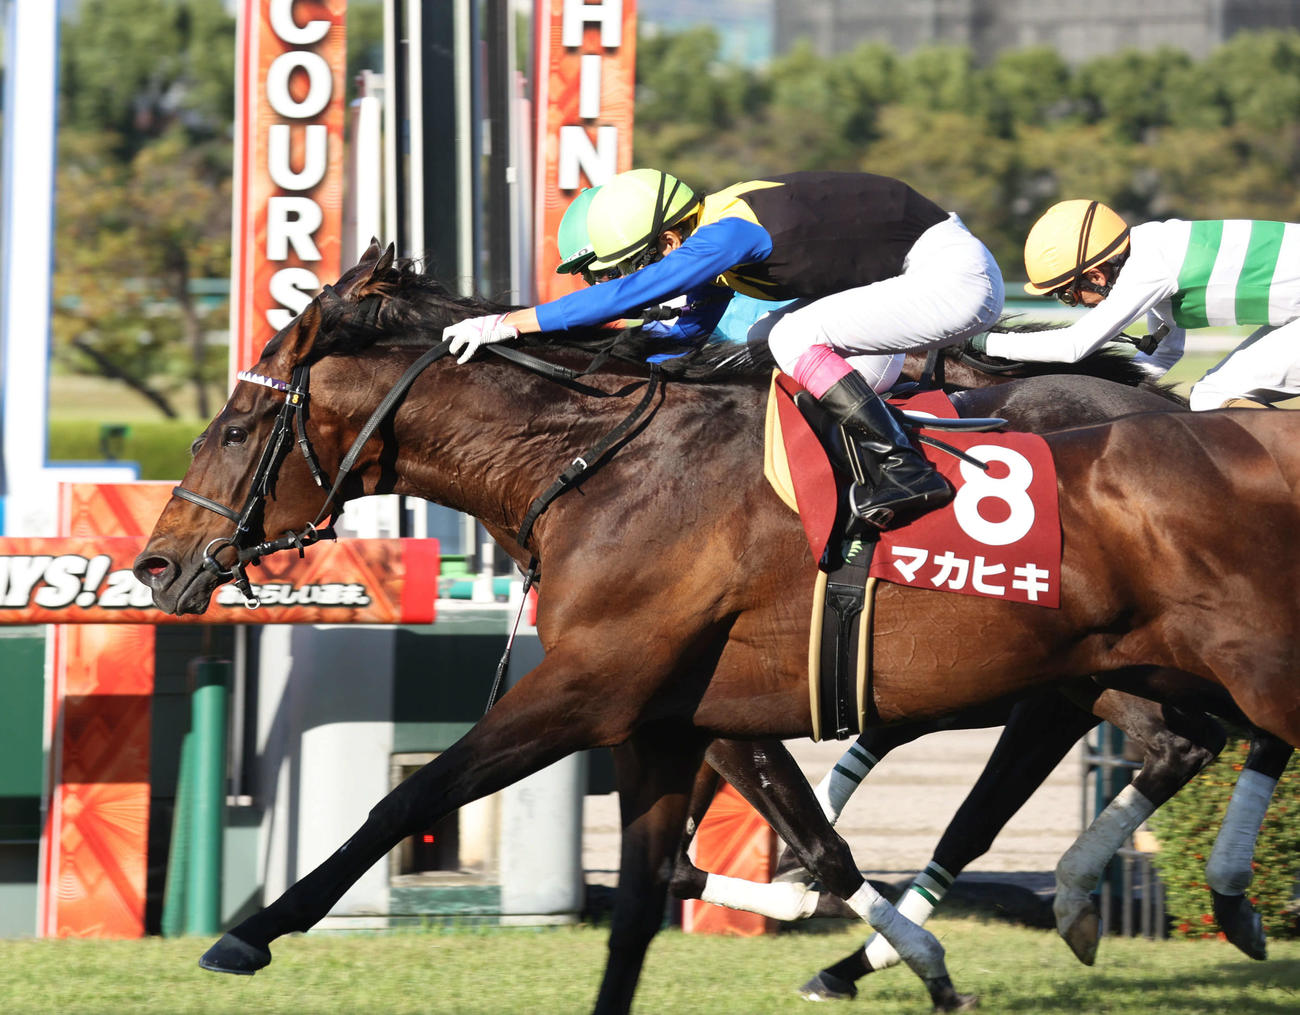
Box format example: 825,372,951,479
443,313,519,364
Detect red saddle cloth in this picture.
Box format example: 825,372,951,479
770,380,1061,609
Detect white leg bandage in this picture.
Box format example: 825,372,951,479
700,872,820,921
862,861,954,970
1206,768,1277,896
812,742,879,824
846,881,946,979
1057,784,1155,893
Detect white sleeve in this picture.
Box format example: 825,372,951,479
984,250,1177,363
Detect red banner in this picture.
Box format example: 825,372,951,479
532,0,636,303
231,0,347,379
0,537,439,624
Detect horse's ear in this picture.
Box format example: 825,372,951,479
357,239,384,269
375,242,396,275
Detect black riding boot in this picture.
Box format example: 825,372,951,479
817,372,953,530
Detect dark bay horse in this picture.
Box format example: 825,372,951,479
134,245,1300,1013
675,354,1292,998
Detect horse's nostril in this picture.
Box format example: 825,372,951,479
134,555,172,584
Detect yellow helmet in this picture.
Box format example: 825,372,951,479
587,169,699,272
1023,200,1130,296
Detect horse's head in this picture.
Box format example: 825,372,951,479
134,241,406,615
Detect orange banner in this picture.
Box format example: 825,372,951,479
231,0,347,379
533,0,636,303
0,537,439,624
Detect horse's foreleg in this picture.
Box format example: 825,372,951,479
803,690,1095,1001
665,759,721,903
704,739,973,1012
593,724,709,1015
1053,695,1223,965
1208,732,1294,960
198,656,620,975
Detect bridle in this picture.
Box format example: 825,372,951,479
172,340,455,608
170,323,659,616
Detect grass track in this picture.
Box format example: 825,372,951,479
0,916,1297,1014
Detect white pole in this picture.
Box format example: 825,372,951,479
454,0,474,297
0,0,56,532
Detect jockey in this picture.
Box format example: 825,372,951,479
971,199,1300,409
554,184,796,354
446,168,1005,530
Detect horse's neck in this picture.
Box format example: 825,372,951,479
336,348,659,537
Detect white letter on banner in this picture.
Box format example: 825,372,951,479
268,123,328,190
558,125,618,190
266,51,333,119
267,197,323,260
34,555,87,609
267,267,320,329
579,54,602,118
270,0,331,45
562,0,623,48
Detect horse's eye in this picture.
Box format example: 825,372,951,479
223,426,248,447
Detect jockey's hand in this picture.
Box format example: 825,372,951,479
963,333,989,356
443,314,519,364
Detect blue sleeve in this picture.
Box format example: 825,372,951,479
534,218,772,332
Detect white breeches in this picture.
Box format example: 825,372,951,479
1190,320,1300,409
756,213,1005,392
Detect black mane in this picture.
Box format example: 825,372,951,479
292,262,1179,398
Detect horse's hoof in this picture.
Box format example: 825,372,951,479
925,976,978,1012
799,969,857,1001
198,933,271,975
1213,891,1268,961
1057,905,1100,966
1053,889,1100,966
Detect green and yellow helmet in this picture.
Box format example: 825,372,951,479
1023,199,1130,296
555,187,601,275
587,169,699,273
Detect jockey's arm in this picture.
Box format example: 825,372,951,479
984,257,1176,364
505,218,771,335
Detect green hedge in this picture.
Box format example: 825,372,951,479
48,419,200,481
1148,738,1300,940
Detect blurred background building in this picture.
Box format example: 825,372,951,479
640,0,1300,65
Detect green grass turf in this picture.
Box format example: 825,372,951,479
0,917,1295,1014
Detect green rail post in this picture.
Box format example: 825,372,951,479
160,729,194,937
185,658,229,936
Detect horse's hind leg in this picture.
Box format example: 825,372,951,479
703,738,974,1012
196,654,626,978
1052,692,1223,965
774,701,1013,882
594,723,710,1015
802,689,1096,1001
1208,732,1294,960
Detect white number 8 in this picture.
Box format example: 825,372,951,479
952,445,1035,546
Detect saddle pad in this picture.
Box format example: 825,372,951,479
766,376,1061,608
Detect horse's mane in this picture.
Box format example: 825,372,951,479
279,256,1184,401
968,317,1188,405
